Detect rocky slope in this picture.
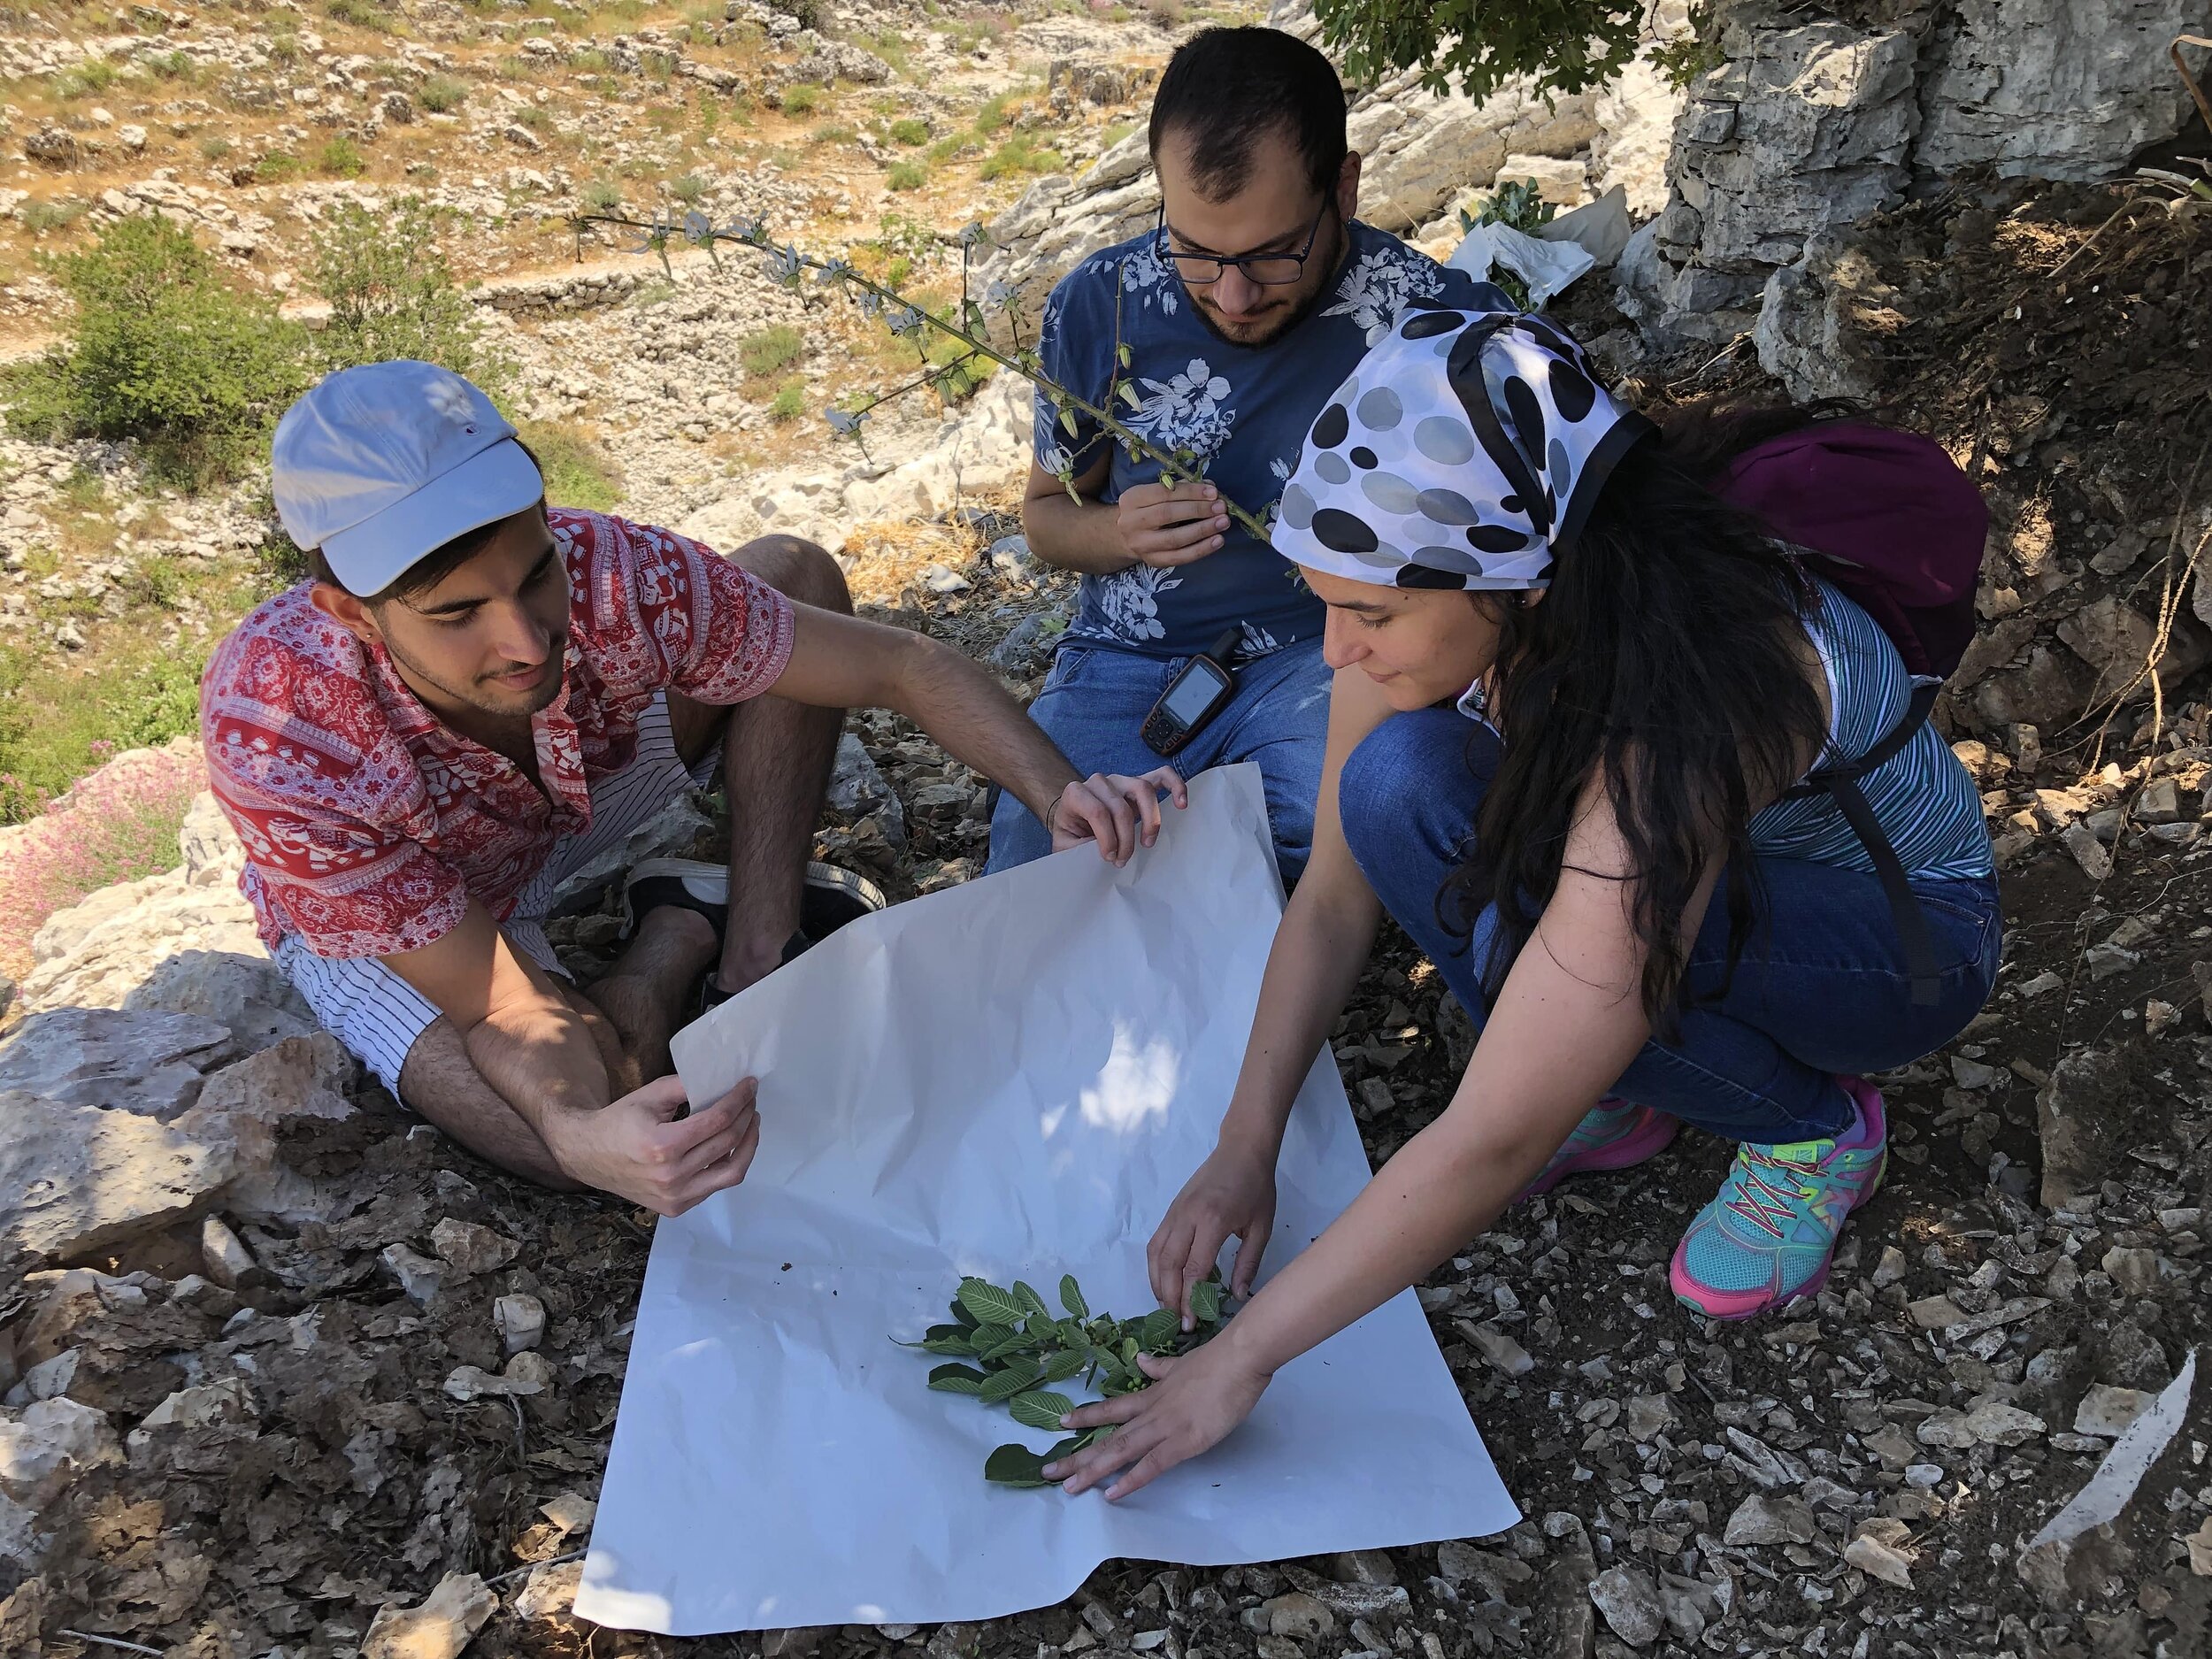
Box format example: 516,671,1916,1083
4,4,2212,1658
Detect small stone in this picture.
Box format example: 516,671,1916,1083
199,1213,256,1288
380,1243,446,1305
430,1217,518,1277
2187,1517,2212,1577
2136,776,2184,823
503,1350,556,1391
1907,1294,1966,1330
362,1572,495,1659
495,1292,547,1355
117,124,147,152
1724,1493,1816,1546
1587,1565,1663,1648
1455,1319,1534,1376
1328,1550,1397,1586
2074,1383,2155,1438
1903,1463,1945,1488
1917,1408,1978,1449
1962,1402,2046,1446
2062,820,2112,881
918,563,970,595
1871,1245,1908,1288
1263,1592,1335,1640
540,1491,597,1537
2145,999,2181,1038
2101,1246,2160,1294
1949,1055,2004,1090
136,1377,253,1432
514,1557,583,1621
1623,1394,1673,1443
1434,1542,1532,1601
1843,1531,1915,1589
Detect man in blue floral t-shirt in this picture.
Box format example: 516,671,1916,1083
987,25,1499,879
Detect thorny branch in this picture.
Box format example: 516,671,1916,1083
567,210,1274,544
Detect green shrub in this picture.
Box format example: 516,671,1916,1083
887,159,926,191
306,197,514,396
926,130,981,165
256,150,303,183
781,83,820,115
979,134,1061,181
768,379,805,421
870,32,913,77
580,177,623,215
884,253,913,288
670,172,708,204
418,72,469,111
19,200,88,237
518,419,623,511
811,124,858,146
515,104,553,131
740,323,804,378
51,58,119,99
150,50,197,81
326,0,396,27
572,47,612,72
974,90,1017,134
198,134,234,162
2,215,305,484
888,117,929,146
316,135,367,177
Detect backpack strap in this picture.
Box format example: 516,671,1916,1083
1783,681,1943,1007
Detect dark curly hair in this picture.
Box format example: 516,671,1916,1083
1441,401,1860,1033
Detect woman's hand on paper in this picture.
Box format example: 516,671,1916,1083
1046,1335,1273,1500
1149,1141,1276,1327
1048,767,1189,864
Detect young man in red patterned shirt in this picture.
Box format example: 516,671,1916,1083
203,362,1182,1216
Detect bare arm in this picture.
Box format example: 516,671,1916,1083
1148,667,1393,1314
382,904,760,1212
766,601,1185,862
1056,769,1725,1497
1021,450,1229,577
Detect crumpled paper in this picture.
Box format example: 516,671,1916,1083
577,765,1517,1634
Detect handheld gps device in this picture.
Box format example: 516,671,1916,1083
1141,626,1242,758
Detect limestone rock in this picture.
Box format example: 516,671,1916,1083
1587,1564,1663,1647
2074,1383,2155,1438
362,1571,495,1659
1724,1492,1816,1546
0,1397,122,1508
121,949,319,1069
431,1218,518,1277
495,1293,547,1356
1916,0,2206,180
0,1007,230,1117
19,863,266,1015
177,791,242,887
0,1090,227,1267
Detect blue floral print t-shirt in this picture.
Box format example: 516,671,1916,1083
1033,219,1498,661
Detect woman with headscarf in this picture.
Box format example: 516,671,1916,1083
1043,303,2001,1499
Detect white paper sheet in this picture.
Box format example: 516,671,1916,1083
576,765,1517,1635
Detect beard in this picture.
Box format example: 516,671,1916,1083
1185,216,1349,349
383,630,568,723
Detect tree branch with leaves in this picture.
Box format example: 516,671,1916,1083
569,208,1274,544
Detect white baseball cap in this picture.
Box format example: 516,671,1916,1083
271,359,545,597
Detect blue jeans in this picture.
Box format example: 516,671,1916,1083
1338,708,2002,1143
987,639,1333,880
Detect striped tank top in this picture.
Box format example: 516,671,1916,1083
1749,577,1993,880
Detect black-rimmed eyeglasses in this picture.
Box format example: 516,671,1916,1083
1154,196,1333,287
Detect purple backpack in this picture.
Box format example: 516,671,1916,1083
1719,422,1992,1005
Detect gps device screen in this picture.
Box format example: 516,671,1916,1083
1161,664,1225,726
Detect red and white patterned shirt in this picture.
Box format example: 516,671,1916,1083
202,508,795,960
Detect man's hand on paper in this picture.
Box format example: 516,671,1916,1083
1149,1141,1276,1328
1048,767,1189,864
1044,1334,1273,1501
542,1074,763,1217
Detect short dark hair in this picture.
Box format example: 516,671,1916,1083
307,439,546,605
1148,27,1348,202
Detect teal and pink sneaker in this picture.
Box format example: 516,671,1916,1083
1518,1097,1678,1200
1670,1077,1888,1320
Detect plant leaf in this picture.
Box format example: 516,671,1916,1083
977,1327,1035,1363
949,1297,979,1331
918,1333,978,1356
1058,1274,1088,1319
1008,1390,1075,1430
1138,1308,1180,1351
957,1279,1026,1328
978,1359,1043,1402
1188,1279,1224,1325
1039,1347,1087,1384
928,1363,989,1394
968,1323,1017,1354
1012,1280,1052,1322
983,1442,1055,1487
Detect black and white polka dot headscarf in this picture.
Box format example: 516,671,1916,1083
1275,303,1655,590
